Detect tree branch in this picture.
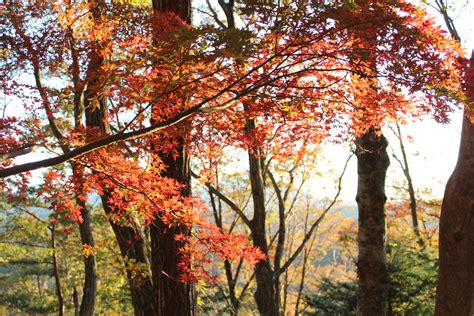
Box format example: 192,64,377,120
268,170,286,272
0,144,40,163
275,153,353,276
433,0,461,42
1,22,359,179
191,171,252,228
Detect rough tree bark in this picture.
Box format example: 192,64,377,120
346,4,390,313
85,99,156,316
82,7,156,310
150,1,196,315
103,200,155,316
152,0,191,24
435,52,474,316
75,195,97,316
149,152,195,315
355,128,390,316
245,116,280,316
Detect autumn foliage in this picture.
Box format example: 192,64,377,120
0,0,466,314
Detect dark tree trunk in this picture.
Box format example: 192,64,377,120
149,1,196,315
355,128,390,316
245,117,280,316
106,213,155,316
75,196,97,316
103,210,154,316
435,54,474,316
151,221,195,316
82,2,156,310
85,95,156,316
152,0,191,24
223,259,240,314
73,286,80,316
150,147,196,316
51,224,64,316
253,260,278,316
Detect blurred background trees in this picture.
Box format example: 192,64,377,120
1,0,472,315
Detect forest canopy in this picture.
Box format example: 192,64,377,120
1,0,472,315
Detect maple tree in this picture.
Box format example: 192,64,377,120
331,1,461,314
0,0,465,315
148,1,196,314
345,5,391,313
194,1,462,314
1,2,264,315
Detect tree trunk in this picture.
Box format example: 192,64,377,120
75,196,97,316
253,260,279,316
355,128,390,316
106,214,155,316
85,95,156,316
224,259,240,314
152,0,191,24
73,286,79,316
245,117,280,316
151,221,196,316
149,1,196,315
51,224,64,316
149,147,196,316
435,53,474,316
82,1,156,309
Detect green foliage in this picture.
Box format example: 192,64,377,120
0,197,133,314
196,279,256,315
304,241,438,315
0,204,57,314
388,241,438,314
304,278,357,315
197,284,233,315
92,211,134,314
1,286,57,314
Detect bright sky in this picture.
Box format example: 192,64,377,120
386,0,473,198
320,0,474,204
318,112,464,205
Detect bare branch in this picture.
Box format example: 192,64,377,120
267,170,286,272
0,144,40,163
275,153,353,276
205,0,227,29
0,241,51,249
433,0,461,42
191,171,252,228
